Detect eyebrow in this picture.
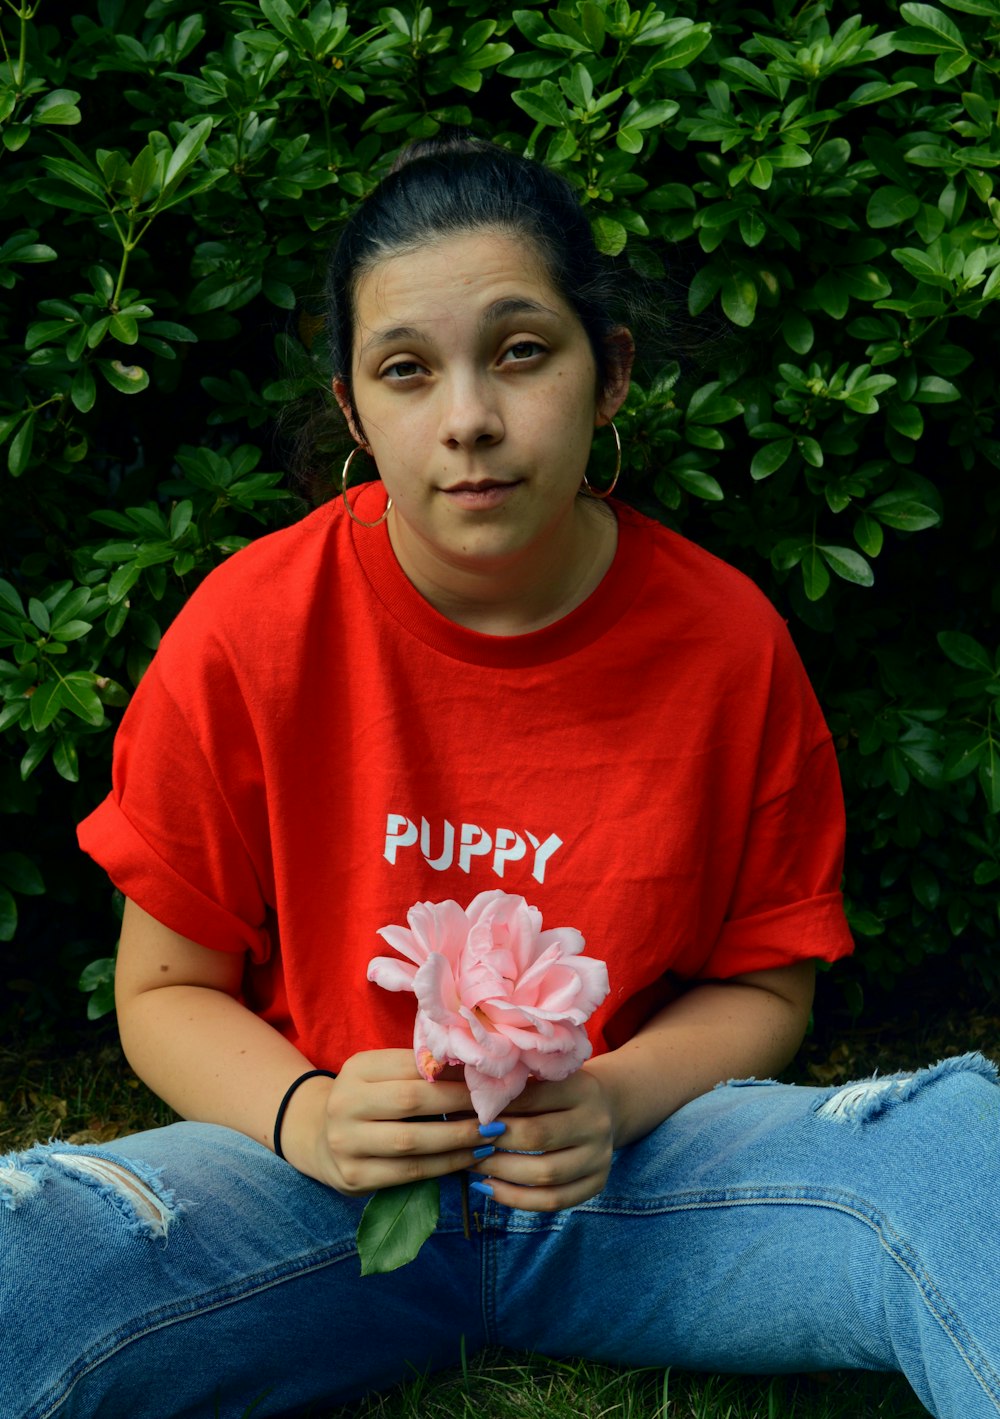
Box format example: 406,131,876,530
358,297,561,355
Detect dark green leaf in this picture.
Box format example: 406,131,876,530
854,512,884,557
672,467,724,501
885,400,924,440
750,440,792,479
867,187,921,229
590,216,627,256
818,545,874,586
738,210,765,248
912,376,960,403
979,742,1000,813
911,864,941,911
357,1180,440,1275
72,365,97,414
20,738,50,780
108,564,141,604
0,885,16,941
868,492,941,530
0,579,25,615
720,273,757,326
50,620,92,643
8,412,35,476
59,672,105,726
801,547,831,601
28,598,48,633
0,851,44,895
781,311,813,354
98,360,150,394
53,736,79,783
937,631,992,671
686,383,742,425
511,88,566,128
616,127,642,155
29,681,62,732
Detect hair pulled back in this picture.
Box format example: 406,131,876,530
327,133,629,434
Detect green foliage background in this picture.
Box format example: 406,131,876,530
1,0,998,1029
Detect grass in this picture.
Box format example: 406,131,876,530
3,999,997,1418
0,1025,175,1152
300,1351,929,1418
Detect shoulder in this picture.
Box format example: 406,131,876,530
159,500,349,650
615,501,789,648
188,500,342,611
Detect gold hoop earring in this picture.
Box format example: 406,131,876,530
581,422,621,500
341,445,392,528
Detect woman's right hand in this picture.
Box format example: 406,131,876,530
115,903,498,1194
280,1049,496,1194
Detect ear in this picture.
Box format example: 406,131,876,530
595,327,635,427
333,376,365,446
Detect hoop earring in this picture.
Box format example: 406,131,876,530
341,445,392,528
581,422,621,500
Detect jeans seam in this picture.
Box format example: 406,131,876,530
481,1206,499,1346
582,1189,1000,1413
26,1246,359,1419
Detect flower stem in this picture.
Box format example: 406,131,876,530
461,1171,471,1240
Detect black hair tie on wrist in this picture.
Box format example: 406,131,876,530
273,1069,337,1161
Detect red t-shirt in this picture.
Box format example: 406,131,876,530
78,488,854,1068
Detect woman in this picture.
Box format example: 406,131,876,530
3,137,997,1419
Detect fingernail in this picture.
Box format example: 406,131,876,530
478,1121,506,1138
469,1179,494,1198
472,1144,495,1160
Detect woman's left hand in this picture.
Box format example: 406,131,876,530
468,1066,617,1212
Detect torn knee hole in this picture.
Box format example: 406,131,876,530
813,1052,1000,1128
48,1153,175,1238
0,1163,43,1209
814,1077,911,1124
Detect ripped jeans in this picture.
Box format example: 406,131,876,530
2,1053,999,1419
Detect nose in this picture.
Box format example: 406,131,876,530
438,373,504,450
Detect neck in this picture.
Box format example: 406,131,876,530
387,499,617,636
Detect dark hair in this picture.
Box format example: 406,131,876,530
326,133,631,437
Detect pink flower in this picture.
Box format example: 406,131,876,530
367,890,610,1124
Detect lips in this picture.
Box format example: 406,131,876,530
442,479,518,493
439,479,522,510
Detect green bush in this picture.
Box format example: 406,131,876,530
1,0,997,1029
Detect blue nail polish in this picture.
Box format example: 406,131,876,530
472,1144,495,1161
478,1121,506,1138
469,1179,494,1198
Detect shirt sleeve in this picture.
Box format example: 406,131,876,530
77,611,272,961
692,615,855,979
698,737,854,977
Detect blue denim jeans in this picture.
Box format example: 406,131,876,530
2,1052,998,1419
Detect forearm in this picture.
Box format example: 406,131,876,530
118,983,321,1152
584,964,814,1149
115,901,489,1192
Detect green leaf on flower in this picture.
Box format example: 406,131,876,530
357,1179,440,1275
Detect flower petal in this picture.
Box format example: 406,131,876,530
374,924,428,968
520,1032,592,1079
415,1009,456,1070
366,956,419,992
464,1059,530,1125
407,898,475,963
372,892,609,1114
413,952,462,1023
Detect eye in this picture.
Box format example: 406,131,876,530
500,340,546,364
380,359,427,381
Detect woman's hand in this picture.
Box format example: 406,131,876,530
464,961,817,1214
467,1066,616,1213
281,1049,497,1195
